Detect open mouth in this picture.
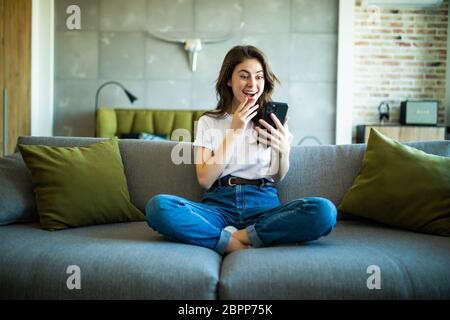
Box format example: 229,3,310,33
243,91,258,98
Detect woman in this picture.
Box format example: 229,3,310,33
146,45,337,254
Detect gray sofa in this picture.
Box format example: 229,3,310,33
0,136,449,300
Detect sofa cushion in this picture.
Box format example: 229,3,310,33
0,153,38,225
132,111,154,134
219,219,450,299
276,140,450,220
17,136,204,213
0,222,221,299
16,137,450,220
116,110,136,136
338,129,450,236
18,138,144,230
96,107,117,138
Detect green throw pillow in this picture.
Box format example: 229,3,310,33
338,128,450,236
18,138,145,230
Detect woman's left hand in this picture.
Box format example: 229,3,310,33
256,114,293,156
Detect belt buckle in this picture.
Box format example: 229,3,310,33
228,177,237,186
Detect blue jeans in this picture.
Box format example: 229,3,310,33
146,178,337,255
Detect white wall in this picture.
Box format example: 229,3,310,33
31,0,54,136
335,0,355,144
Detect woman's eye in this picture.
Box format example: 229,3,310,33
240,75,248,80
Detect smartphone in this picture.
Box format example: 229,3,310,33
261,101,289,129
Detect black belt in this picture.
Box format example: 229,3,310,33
212,176,274,188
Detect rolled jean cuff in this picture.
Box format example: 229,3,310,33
247,224,264,248
215,229,232,255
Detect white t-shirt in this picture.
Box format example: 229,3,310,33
193,113,275,181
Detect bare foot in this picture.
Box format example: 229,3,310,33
232,229,251,245
224,237,251,254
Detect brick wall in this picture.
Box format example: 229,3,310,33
353,0,448,141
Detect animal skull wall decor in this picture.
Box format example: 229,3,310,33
184,39,202,72
146,30,234,72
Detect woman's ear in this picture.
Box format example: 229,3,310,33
227,80,231,87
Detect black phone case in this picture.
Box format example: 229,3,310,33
263,102,288,128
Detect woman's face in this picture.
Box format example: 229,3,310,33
228,58,265,109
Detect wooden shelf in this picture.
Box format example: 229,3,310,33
356,124,446,143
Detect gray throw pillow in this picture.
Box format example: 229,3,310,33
0,152,38,225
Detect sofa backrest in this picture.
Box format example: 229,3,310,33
96,107,207,140
15,136,450,221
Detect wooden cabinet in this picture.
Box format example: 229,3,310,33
0,0,31,156
356,124,447,143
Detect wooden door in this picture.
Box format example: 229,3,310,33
0,0,4,156
1,0,31,156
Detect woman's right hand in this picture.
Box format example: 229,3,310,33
230,97,260,132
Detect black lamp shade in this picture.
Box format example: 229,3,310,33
124,89,138,104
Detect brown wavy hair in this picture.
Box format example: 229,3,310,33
203,45,280,126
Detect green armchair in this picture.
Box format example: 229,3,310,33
96,107,208,141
